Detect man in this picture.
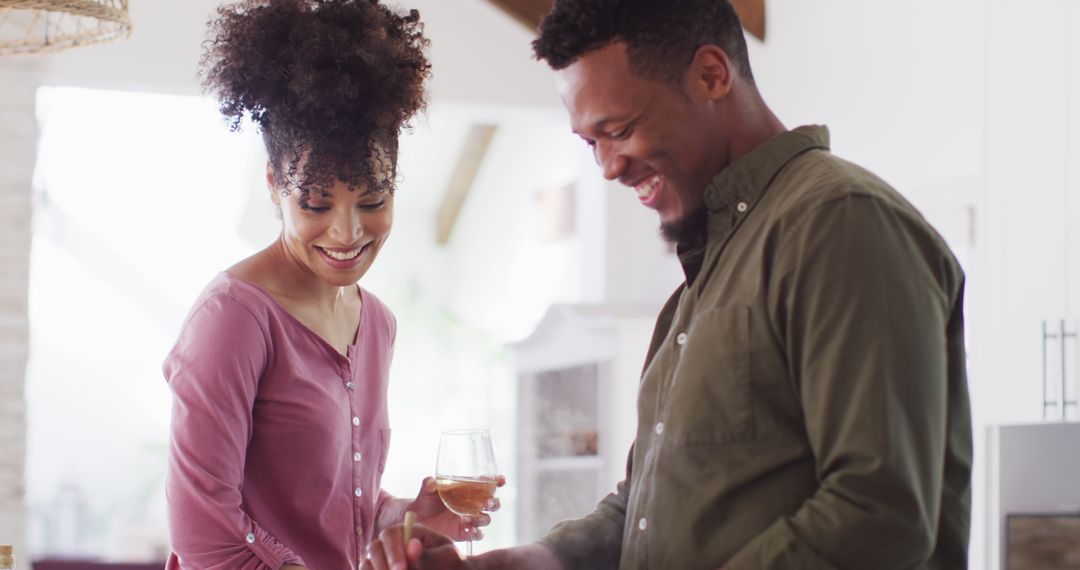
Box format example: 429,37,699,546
363,0,972,568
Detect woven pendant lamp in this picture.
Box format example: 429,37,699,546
0,0,131,56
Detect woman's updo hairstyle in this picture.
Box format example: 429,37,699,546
201,0,430,203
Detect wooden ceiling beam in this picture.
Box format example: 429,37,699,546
436,124,498,245
486,0,553,31
731,0,766,41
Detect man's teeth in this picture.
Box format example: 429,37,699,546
637,175,661,198
321,247,361,261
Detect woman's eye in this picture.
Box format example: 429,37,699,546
359,201,386,211
304,205,330,213
610,127,632,140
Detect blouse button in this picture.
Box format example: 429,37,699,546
352,416,360,427
245,532,256,543
736,201,748,213
355,487,363,497
676,332,688,346
638,518,648,531
346,381,355,391
354,451,362,462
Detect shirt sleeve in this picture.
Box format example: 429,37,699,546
539,446,633,570
726,194,962,569
164,292,307,569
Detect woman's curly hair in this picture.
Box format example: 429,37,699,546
201,0,430,203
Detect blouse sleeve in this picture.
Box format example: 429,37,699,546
164,292,307,569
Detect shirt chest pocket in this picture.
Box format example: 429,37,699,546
666,305,755,445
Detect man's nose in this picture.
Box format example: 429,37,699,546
594,140,627,181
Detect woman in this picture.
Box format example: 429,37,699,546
164,1,494,568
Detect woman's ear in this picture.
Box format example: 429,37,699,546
266,161,281,207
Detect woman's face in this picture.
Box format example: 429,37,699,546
270,167,393,288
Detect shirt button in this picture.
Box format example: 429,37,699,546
676,332,687,345
354,451,363,462
736,201,748,213
245,532,256,543
352,416,360,426
654,422,664,435
638,518,648,531
355,487,363,497
346,381,355,391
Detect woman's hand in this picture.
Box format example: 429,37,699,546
407,476,504,541
362,522,468,570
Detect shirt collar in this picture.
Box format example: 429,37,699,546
676,125,831,284
704,124,831,213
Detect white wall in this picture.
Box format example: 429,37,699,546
750,0,983,201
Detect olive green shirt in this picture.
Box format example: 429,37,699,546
540,126,972,570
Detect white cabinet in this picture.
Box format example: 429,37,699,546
510,304,656,542
982,0,1080,424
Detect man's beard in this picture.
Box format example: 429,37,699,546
660,207,709,247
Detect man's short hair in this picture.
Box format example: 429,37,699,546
532,0,754,85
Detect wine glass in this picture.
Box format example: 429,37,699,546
435,429,498,556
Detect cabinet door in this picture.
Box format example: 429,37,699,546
982,0,1071,424
1066,1,1080,315
1065,0,1080,419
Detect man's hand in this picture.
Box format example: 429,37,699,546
362,522,469,570
408,476,504,541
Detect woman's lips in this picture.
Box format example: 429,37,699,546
315,243,368,269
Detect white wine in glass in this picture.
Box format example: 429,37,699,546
435,429,498,556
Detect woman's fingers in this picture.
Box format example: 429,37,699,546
462,524,484,541
365,539,390,570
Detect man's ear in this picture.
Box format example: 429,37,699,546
686,44,735,101
266,161,281,207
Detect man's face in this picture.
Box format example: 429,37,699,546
556,42,725,243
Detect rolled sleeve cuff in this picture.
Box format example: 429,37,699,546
248,523,306,569
540,517,622,570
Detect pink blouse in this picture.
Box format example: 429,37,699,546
164,273,395,569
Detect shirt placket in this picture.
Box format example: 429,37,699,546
341,349,366,561
631,290,697,569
